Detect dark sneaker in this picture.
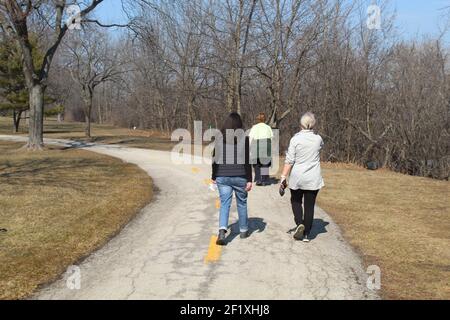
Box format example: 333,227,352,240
216,229,226,246
240,231,249,239
293,224,305,240
302,234,310,243
256,181,262,186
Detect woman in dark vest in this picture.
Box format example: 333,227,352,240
212,113,253,245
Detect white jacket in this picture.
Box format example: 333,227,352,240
285,130,324,191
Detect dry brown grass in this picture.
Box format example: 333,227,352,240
273,158,449,299
0,116,176,151
0,141,153,299
317,162,450,299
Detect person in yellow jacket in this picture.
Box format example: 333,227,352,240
249,113,274,186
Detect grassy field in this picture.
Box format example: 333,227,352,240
0,116,176,150
0,141,153,299
318,162,450,300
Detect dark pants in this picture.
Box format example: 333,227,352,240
253,163,270,183
290,189,319,236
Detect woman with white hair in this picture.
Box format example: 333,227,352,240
280,112,324,242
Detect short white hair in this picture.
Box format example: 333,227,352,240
300,112,316,130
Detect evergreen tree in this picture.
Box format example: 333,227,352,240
0,36,50,133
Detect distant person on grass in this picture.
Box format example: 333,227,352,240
249,112,273,186
280,112,324,243
212,113,253,246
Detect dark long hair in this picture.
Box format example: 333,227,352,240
221,112,244,134
215,113,247,163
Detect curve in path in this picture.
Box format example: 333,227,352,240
0,135,379,300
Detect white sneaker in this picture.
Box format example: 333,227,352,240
302,235,310,243
293,224,305,240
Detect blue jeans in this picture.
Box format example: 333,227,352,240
216,176,249,233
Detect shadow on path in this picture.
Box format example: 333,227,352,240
224,217,267,245
286,218,329,240
60,141,95,150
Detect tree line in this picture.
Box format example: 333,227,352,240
0,0,448,180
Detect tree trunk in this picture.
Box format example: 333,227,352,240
226,72,234,112
14,111,23,133
268,109,278,128
187,99,193,134
383,145,391,168
97,102,102,125
84,93,93,138
27,84,45,150
85,108,92,138
13,110,22,133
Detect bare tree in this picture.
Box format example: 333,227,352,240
212,0,257,114
0,0,122,149
252,0,328,128
47,0,448,179
64,28,125,138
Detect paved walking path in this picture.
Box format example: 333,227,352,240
0,135,378,299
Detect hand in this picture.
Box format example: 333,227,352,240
212,180,216,184
245,182,253,192
280,175,287,185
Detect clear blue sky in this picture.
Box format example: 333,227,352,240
393,0,449,41
94,0,450,42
